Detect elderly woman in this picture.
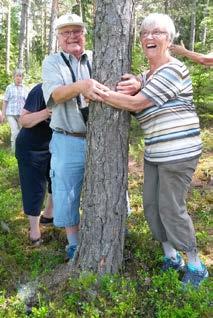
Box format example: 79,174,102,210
2,69,28,151
98,13,208,287
15,84,53,246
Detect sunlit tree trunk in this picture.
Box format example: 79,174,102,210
18,0,29,69
74,0,134,274
164,0,169,14
44,2,48,55
5,0,11,74
189,0,196,51
25,0,30,73
48,0,58,54
201,0,209,47
76,0,82,18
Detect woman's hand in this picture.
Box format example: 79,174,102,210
116,74,142,95
81,79,109,102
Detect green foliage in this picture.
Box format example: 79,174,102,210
131,42,147,75
190,63,212,114
24,56,42,85
0,6,21,92
144,271,212,318
0,123,10,146
0,116,212,317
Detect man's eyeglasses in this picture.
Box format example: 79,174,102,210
140,31,168,39
59,30,84,38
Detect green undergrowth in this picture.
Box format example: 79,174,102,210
0,122,212,317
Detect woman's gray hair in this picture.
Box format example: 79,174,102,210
13,68,24,76
140,13,176,42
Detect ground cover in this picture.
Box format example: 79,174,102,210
0,121,212,317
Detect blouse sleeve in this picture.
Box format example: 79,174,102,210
141,64,183,106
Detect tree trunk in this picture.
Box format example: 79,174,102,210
18,0,29,69
164,0,169,14
5,0,11,75
201,0,209,47
48,0,58,54
44,2,48,55
189,0,196,51
74,0,134,274
25,0,30,73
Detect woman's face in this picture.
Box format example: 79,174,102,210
14,74,23,85
140,25,171,61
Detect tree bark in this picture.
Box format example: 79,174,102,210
201,0,209,47
25,0,30,73
189,0,196,51
74,0,134,275
48,0,58,54
5,0,11,75
18,0,29,69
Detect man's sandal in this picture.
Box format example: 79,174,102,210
40,215,53,225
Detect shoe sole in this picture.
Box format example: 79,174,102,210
29,238,43,248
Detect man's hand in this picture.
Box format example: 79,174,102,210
169,40,186,56
1,112,6,123
46,108,52,118
81,79,109,102
116,73,142,95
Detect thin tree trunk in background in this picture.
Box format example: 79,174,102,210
201,0,209,47
74,0,134,275
43,2,48,55
6,0,11,74
164,0,169,14
77,0,82,18
48,0,58,54
25,0,30,73
189,0,196,51
18,0,29,69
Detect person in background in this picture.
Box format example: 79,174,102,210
2,69,28,151
170,41,213,66
97,13,209,288
15,84,53,247
42,13,108,260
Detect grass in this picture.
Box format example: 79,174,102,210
0,121,212,317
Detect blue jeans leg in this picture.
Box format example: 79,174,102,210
49,132,86,227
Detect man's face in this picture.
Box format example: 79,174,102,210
57,25,85,58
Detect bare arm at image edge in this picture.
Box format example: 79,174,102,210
170,42,213,66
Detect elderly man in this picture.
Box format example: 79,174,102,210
42,13,107,260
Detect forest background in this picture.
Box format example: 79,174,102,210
0,0,212,317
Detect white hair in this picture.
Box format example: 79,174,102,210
13,68,23,76
140,13,176,42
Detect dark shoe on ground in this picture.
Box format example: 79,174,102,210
162,253,185,271
182,263,209,288
30,237,43,247
65,245,77,262
40,215,53,225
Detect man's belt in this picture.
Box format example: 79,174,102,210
54,130,86,138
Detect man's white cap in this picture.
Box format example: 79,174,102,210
55,13,85,30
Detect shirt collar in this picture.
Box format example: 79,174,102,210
62,51,88,63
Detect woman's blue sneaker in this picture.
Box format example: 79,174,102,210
162,253,185,271
182,263,209,288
